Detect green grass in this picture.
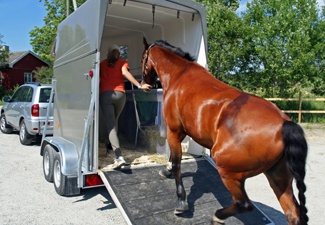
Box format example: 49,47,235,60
271,100,325,123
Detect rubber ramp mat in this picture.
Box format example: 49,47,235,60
101,159,273,225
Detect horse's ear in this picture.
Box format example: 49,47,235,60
143,37,149,50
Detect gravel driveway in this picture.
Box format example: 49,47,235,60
0,123,323,225
0,131,126,225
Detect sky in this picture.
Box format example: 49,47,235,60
0,0,46,52
0,0,324,53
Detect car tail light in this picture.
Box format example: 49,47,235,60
31,104,39,117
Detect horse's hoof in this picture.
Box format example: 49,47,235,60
174,201,188,215
159,168,173,178
211,215,225,224
174,208,185,215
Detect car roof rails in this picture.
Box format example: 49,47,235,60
25,82,41,86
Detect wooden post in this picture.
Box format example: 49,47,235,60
298,91,302,123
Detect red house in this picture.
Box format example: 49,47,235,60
0,51,49,91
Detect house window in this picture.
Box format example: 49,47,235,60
24,72,32,83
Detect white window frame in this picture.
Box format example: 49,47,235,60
24,72,33,83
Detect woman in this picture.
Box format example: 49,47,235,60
100,44,151,169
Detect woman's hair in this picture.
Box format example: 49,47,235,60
107,49,120,67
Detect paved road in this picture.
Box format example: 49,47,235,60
0,124,323,225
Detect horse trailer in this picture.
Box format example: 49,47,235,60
40,0,273,224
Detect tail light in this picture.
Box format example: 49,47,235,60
31,104,39,117
89,70,93,78
85,174,103,186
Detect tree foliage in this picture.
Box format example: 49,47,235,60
198,0,252,91
30,0,325,97
198,0,325,97
0,34,9,66
242,0,322,97
33,66,53,84
29,0,87,65
30,0,87,82
311,4,325,95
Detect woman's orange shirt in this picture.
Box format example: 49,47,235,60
100,58,129,93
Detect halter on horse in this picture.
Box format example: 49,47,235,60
141,37,308,225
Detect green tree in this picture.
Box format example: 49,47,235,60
33,66,54,84
198,0,324,97
204,1,237,81
0,34,9,67
311,5,325,95
198,0,253,91
30,0,87,64
241,0,322,97
29,0,87,82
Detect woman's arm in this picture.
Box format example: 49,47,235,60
122,65,151,91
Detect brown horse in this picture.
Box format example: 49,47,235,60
141,37,308,225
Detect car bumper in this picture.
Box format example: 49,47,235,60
25,119,54,136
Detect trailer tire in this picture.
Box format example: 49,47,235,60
43,145,55,182
53,152,67,196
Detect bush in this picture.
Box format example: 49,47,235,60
0,85,19,104
33,66,53,84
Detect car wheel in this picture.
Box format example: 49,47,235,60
53,152,67,196
0,113,13,134
43,145,55,182
19,119,32,145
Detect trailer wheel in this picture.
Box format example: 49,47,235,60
53,152,67,196
43,145,55,182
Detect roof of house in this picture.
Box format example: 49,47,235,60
8,51,49,68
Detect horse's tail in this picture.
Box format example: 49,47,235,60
282,121,308,224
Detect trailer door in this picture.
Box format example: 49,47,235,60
53,0,108,173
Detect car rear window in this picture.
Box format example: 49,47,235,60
39,88,52,103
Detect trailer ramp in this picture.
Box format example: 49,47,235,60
99,159,273,225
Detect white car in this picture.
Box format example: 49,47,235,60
0,82,54,145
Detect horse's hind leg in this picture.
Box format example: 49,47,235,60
166,129,188,214
265,158,301,225
212,173,254,224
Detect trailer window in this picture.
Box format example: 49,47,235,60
119,45,128,60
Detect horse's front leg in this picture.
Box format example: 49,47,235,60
167,129,188,215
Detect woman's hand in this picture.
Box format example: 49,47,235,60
140,83,152,92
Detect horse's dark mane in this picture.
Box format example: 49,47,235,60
153,40,196,62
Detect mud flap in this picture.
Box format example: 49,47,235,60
64,176,80,196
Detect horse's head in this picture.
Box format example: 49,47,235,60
141,37,158,86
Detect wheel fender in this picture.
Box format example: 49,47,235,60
41,137,78,176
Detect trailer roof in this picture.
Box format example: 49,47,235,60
104,0,207,56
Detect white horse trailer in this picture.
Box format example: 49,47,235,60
40,0,273,224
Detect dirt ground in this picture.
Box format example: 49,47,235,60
0,123,323,225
